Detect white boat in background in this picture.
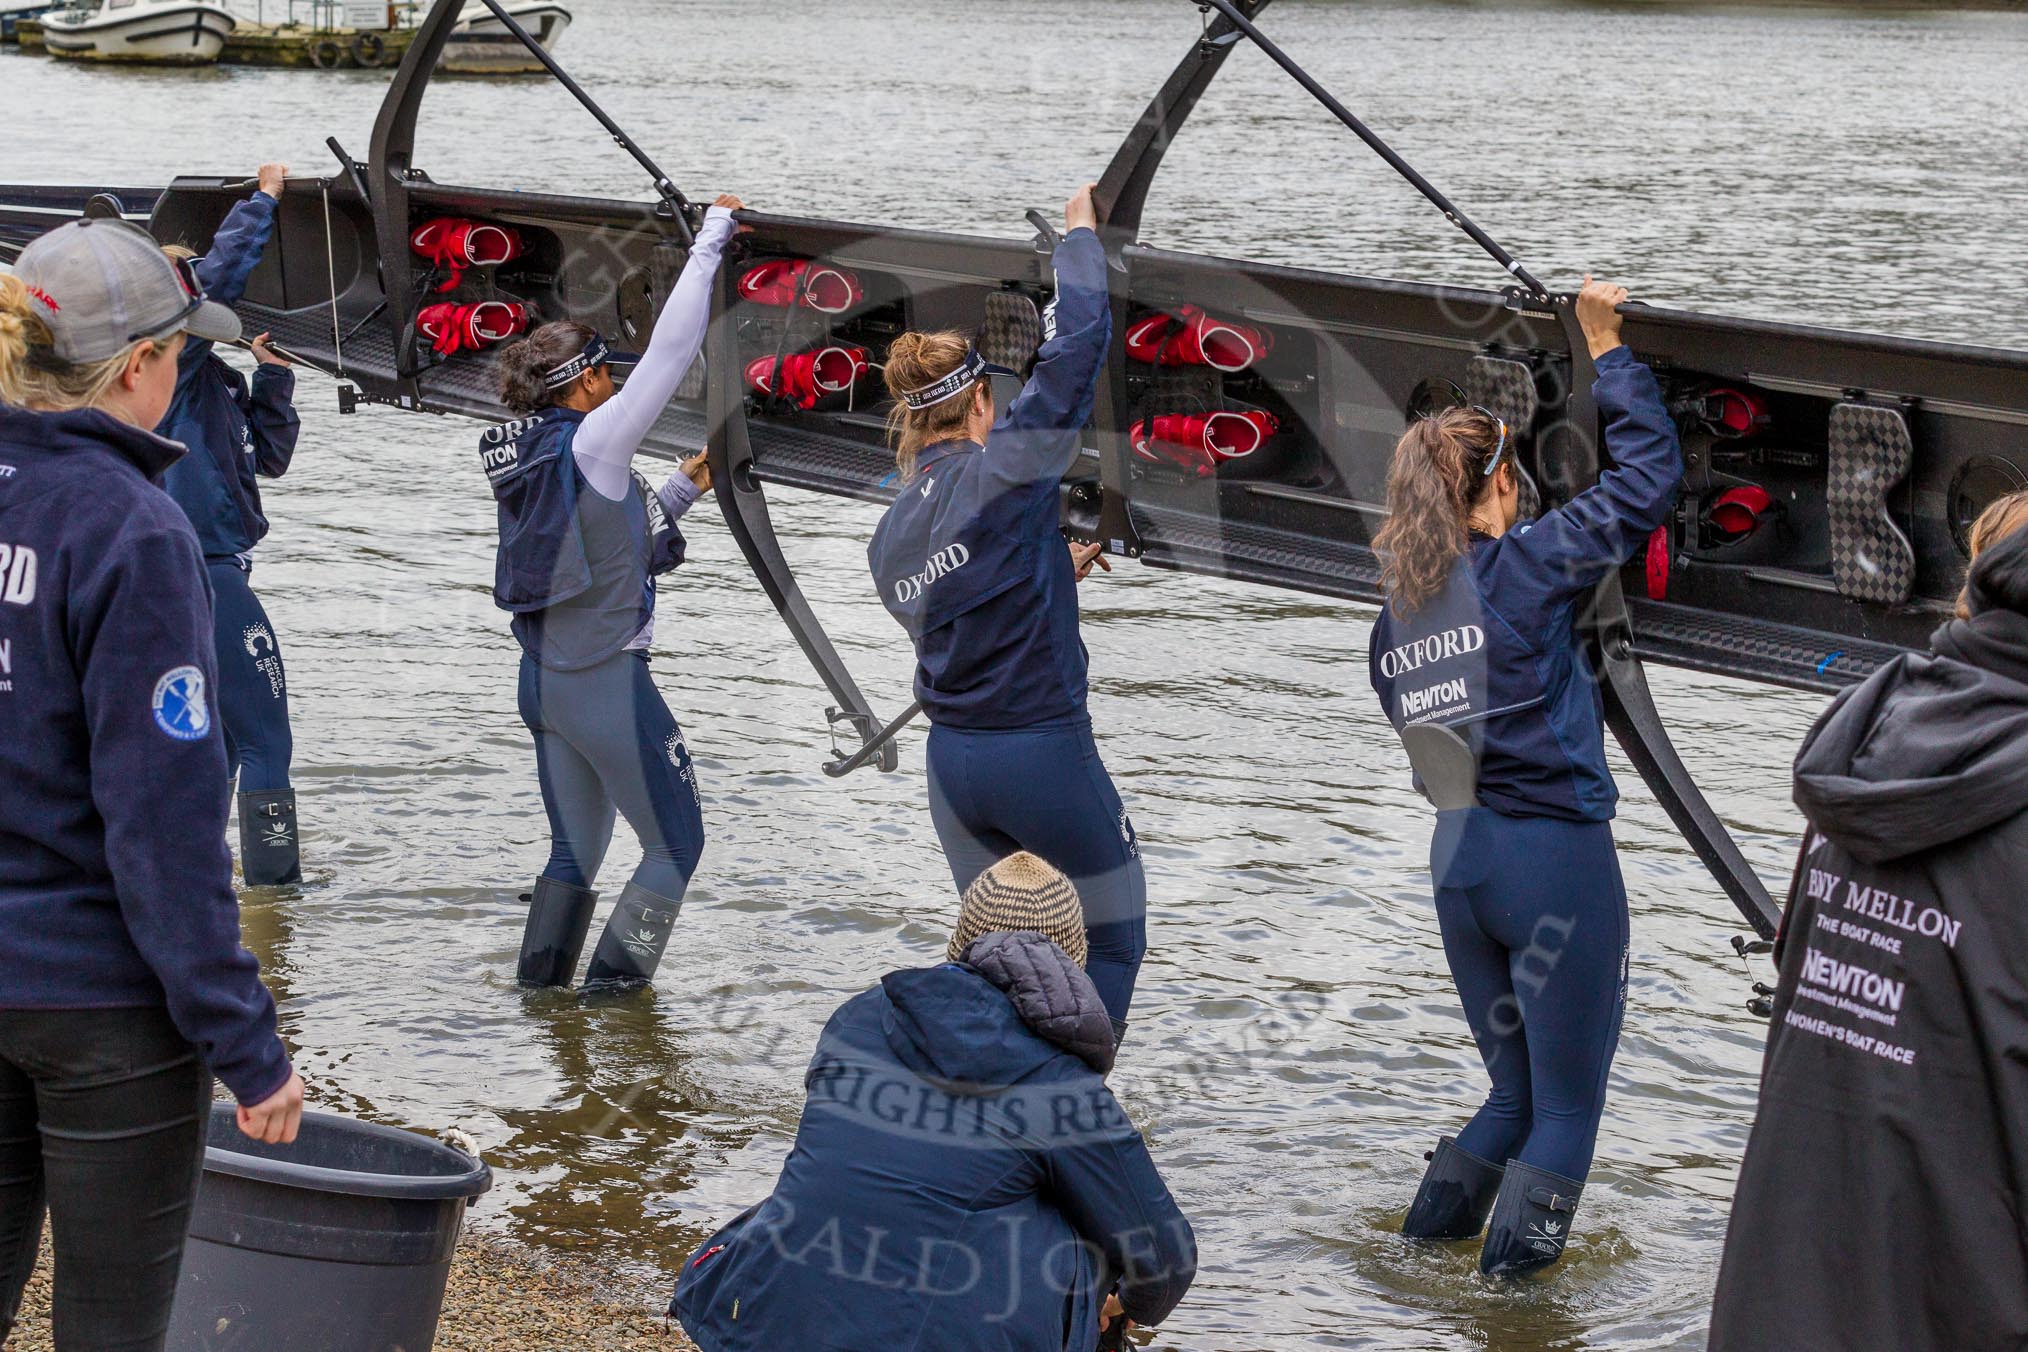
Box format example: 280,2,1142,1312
0,0,60,42
38,0,233,61
441,0,565,73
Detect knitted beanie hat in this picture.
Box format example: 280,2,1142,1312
947,852,1087,968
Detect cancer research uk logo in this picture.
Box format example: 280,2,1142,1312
151,665,211,741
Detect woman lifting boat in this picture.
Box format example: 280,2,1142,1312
867,183,1146,1041
1367,279,1680,1276
158,162,306,887
481,192,742,992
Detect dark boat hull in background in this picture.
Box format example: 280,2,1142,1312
4,0,2024,937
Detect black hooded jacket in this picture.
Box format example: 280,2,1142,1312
1710,528,2028,1352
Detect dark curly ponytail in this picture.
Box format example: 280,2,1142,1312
497,320,598,415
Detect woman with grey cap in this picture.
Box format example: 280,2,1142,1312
673,852,1195,1350
0,218,301,1351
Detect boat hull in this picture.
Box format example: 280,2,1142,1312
7,172,2018,699
439,2,565,73
38,2,232,62
0,4,58,42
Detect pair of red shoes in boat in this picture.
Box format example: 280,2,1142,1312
738,259,868,406
738,259,863,314
1644,483,1781,599
1126,305,1274,373
415,300,528,357
411,217,526,294
745,344,872,410
1130,409,1280,477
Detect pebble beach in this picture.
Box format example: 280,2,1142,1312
7,1235,696,1352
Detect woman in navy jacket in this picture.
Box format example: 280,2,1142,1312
867,184,1146,1041
483,194,741,992
1367,280,1680,1276
673,853,1195,1349
0,220,301,1349
158,162,305,886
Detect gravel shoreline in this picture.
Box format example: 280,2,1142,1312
7,1231,697,1351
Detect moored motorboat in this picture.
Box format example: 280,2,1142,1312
0,0,59,43
37,0,233,62
440,0,565,73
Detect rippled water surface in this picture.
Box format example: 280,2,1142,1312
5,2,2027,1346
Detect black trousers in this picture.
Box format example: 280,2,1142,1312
0,1007,211,1352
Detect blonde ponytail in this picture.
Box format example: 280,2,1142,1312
882,329,979,482
0,274,144,413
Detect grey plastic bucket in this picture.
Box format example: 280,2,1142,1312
168,1104,491,1352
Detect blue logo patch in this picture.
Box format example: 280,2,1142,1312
152,665,210,741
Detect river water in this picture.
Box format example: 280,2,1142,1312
6,2,2027,1347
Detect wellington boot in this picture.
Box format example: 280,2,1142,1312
581,882,681,990
1400,1136,1504,1240
237,789,302,886
1478,1159,1585,1277
517,876,598,988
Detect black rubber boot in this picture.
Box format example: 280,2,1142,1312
237,789,301,886
581,882,681,990
1401,1136,1505,1240
1478,1159,1585,1277
517,877,598,988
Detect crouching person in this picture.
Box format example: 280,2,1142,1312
673,852,1195,1349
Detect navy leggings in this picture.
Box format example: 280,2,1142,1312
516,650,705,900
206,561,292,793
1429,808,1628,1181
925,720,1147,1024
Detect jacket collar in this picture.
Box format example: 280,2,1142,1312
914,438,982,474
0,403,187,479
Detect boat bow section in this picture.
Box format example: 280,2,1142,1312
0,184,161,262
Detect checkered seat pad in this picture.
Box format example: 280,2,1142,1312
979,289,1044,375
1467,354,1542,521
1827,402,1917,606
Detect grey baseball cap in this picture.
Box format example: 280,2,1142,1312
13,217,240,363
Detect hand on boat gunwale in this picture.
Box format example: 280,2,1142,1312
1098,1292,1134,1342
238,1069,305,1145
680,452,711,493
1575,275,1630,360
1066,182,1099,235
249,332,290,368
710,193,751,235
257,163,288,199
1070,539,1110,583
